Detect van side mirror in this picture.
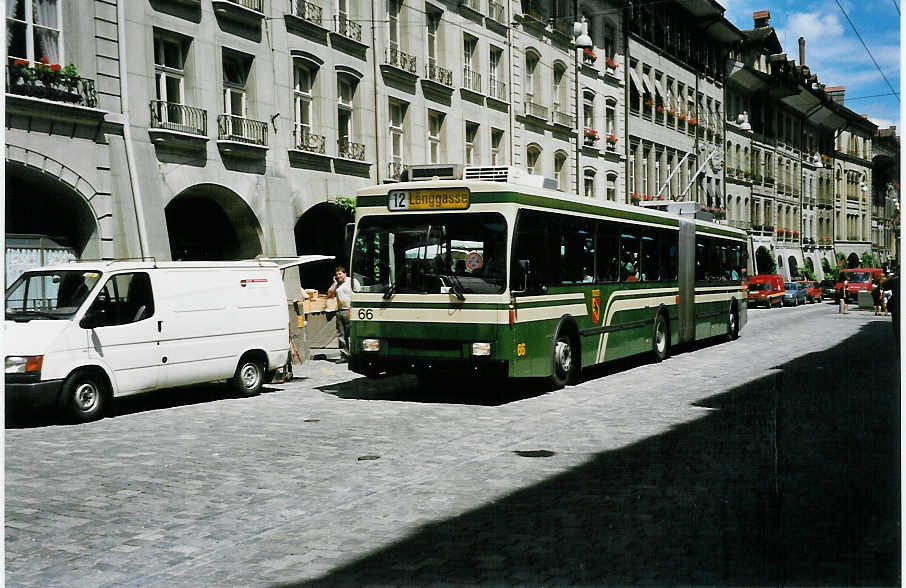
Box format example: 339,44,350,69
79,308,107,330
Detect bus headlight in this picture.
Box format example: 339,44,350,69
471,342,492,356
6,355,43,374
361,338,381,352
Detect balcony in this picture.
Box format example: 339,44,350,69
487,76,507,104
551,108,574,129
6,64,98,108
212,0,264,26
462,66,482,97
460,0,482,16
424,60,453,87
216,115,268,157
148,101,208,149
521,1,546,25
293,126,326,154
388,161,406,180
523,100,548,123
334,14,362,42
289,0,322,26
382,43,418,84
487,0,505,24
338,138,366,161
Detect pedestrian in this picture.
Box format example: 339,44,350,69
837,278,849,314
872,278,882,315
327,265,356,360
886,274,899,346
883,275,892,316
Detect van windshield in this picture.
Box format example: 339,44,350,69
749,282,772,291
5,270,101,321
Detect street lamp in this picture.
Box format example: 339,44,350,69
573,17,593,49
573,17,592,196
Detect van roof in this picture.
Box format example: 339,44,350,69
27,260,285,273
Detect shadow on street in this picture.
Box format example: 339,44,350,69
279,321,900,586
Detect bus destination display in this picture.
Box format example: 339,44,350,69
388,188,470,211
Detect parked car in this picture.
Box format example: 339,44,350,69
836,267,884,302
820,279,837,300
797,280,822,303
747,274,785,308
782,282,808,306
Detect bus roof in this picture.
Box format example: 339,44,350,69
20,260,285,274
355,179,746,239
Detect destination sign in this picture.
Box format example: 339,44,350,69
388,188,470,211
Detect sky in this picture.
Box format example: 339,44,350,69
719,0,901,132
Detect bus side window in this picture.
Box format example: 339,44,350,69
513,210,554,292
596,222,619,282
640,232,660,282
695,239,706,282
660,231,678,281
619,229,640,282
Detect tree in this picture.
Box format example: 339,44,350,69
861,251,878,268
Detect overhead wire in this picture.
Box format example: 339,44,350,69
833,0,899,103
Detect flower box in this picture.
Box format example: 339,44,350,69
582,48,597,63
604,57,617,70
605,133,618,145
583,128,600,143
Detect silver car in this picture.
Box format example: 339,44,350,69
782,282,808,306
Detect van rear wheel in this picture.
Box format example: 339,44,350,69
62,372,107,423
232,358,264,396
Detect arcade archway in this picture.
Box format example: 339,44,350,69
165,184,262,260
294,202,353,292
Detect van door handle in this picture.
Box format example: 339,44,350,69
157,320,162,332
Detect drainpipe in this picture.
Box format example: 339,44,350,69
507,0,514,166
371,0,381,182
574,1,580,196
117,1,150,259
623,2,631,203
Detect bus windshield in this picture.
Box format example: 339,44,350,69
351,212,508,295
6,270,102,321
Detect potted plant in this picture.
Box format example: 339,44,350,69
584,128,600,144
630,192,641,204
604,57,617,70
605,133,618,145
582,48,597,64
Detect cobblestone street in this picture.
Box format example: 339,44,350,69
5,302,900,587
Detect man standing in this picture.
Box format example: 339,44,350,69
327,265,353,359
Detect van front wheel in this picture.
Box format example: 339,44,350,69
62,372,107,422
232,358,264,396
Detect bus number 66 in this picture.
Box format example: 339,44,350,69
357,309,374,320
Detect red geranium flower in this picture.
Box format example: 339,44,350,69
40,56,49,64
50,64,61,71
13,59,28,67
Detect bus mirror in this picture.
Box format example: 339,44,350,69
511,259,531,295
344,223,355,258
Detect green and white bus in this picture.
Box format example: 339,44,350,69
347,166,748,387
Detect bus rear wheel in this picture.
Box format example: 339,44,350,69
652,313,669,362
549,330,576,390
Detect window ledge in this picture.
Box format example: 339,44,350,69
148,127,209,149
6,93,107,126
212,0,264,26
217,139,268,158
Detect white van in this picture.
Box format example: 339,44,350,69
5,260,290,421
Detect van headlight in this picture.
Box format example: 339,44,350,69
361,338,381,352
6,355,44,374
471,342,492,356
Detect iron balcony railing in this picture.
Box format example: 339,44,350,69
217,115,268,146
386,43,417,74
293,126,326,154
338,138,366,160
463,66,481,92
6,64,98,107
150,100,207,136
335,14,362,41
521,0,545,22
461,0,481,13
551,108,574,127
487,0,505,22
524,100,547,120
388,161,406,180
227,0,263,12
290,0,322,25
488,76,506,100
426,60,453,86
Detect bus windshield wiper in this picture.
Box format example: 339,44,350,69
382,282,396,300
442,274,466,301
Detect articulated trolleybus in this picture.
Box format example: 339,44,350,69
347,165,748,387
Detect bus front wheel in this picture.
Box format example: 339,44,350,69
549,330,576,389
652,313,669,362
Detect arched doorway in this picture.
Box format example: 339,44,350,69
822,258,832,274
847,252,860,268
165,184,262,260
294,202,353,292
788,256,799,277
755,246,774,274
6,162,100,284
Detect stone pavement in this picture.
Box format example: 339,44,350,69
5,302,900,587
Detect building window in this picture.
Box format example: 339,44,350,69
293,61,315,143
463,34,479,91
554,151,568,191
7,0,62,64
389,100,406,175
605,98,616,146
222,51,249,119
489,46,504,99
426,8,440,68
606,173,617,201
337,74,357,146
553,64,567,114
465,121,478,165
154,34,186,106
584,169,596,198
491,128,504,165
389,0,400,50
583,91,594,130
428,110,444,164
525,52,540,104
526,145,540,175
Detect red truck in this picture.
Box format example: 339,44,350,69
796,280,822,303
836,268,884,302
747,274,785,308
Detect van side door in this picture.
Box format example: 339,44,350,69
82,272,162,394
